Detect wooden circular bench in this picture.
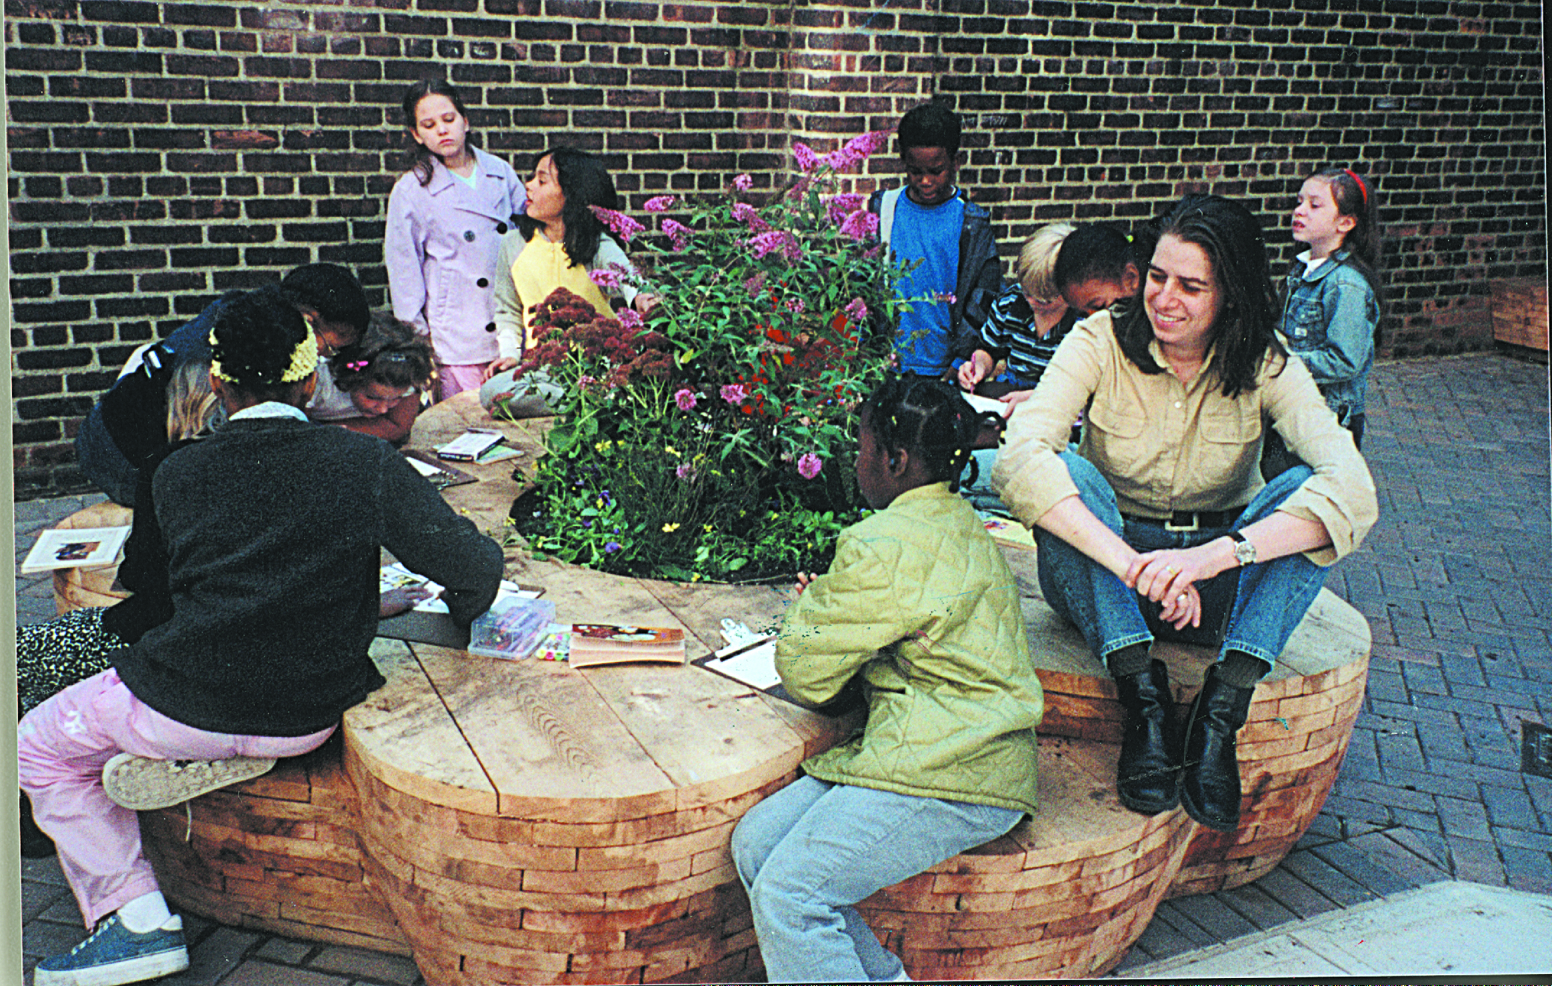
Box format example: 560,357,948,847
56,395,1371,982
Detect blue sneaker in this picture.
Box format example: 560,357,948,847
33,913,189,986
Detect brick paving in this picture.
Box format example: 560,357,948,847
12,352,1549,982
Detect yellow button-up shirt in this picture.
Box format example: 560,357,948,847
991,311,1378,566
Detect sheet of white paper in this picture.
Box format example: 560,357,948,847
703,641,781,689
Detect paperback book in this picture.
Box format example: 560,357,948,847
568,624,687,669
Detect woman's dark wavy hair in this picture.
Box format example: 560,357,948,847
401,78,472,187
1114,194,1285,399
209,284,313,401
330,311,435,394
516,146,622,269
860,374,1003,493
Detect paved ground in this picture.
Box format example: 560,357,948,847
12,351,1551,983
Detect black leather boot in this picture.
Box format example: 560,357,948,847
1112,659,1180,814
1180,664,1256,832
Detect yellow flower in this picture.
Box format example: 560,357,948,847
703,523,714,533
665,445,680,457
662,523,681,533
594,439,613,453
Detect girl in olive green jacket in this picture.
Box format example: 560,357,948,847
731,375,1044,983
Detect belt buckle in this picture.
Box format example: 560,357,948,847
1163,512,1199,533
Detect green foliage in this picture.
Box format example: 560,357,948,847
509,134,921,582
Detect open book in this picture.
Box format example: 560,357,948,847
21,526,131,575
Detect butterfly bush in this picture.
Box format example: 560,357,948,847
508,131,931,582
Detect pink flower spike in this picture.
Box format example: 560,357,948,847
643,195,676,213
838,209,879,241
588,205,645,244
731,202,770,233
843,297,869,323
616,307,643,330
674,388,697,411
797,452,823,480
749,230,802,263
675,462,695,480
791,142,820,173
589,268,622,289
826,193,866,225
785,297,805,314
732,173,753,191
744,271,767,297
720,383,748,405
662,218,692,252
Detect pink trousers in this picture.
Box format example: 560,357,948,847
434,362,487,402
17,669,334,927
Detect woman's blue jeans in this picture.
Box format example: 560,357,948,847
732,776,1023,983
1035,451,1329,668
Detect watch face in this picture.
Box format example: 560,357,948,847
1235,540,1256,565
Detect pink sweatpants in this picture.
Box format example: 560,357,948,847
17,669,335,927
434,362,487,402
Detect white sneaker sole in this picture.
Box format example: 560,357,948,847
32,945,189,986
102,752,277,811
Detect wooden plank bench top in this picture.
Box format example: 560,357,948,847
59,394,1371,982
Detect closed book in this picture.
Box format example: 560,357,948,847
568,624,686,668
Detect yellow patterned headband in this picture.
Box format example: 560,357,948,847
208,326,318,385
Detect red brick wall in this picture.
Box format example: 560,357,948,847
7,0,1546,497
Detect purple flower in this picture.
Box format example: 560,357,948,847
932,291,957,305
643,195,676,213
675,462,694,480
731,202,770,233
674,388,697,411
588,205,645,244
589,267,622,289
744,271,767,297
796,453,823,480
825,193,866,225
824,130,891,171
616,307,643,330
662,218,692,252
720,382,748,404
604,541,621,553
791,141,820,173
732,173,753,191
843,297,869,323
749,230,802,264
785,297,805,314
838,209,879,241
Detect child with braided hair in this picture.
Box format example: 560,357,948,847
19,284,502,986
731,374,1044,983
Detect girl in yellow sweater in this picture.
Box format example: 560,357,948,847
484,147,654,383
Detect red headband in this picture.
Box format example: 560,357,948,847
1343,169,1368,208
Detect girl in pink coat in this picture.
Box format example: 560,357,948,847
385,79,526,401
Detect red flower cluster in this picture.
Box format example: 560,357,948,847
522,287,672,387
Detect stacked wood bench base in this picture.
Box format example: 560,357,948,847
51,488,1370,982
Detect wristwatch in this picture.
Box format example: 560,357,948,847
1227,531,1257,567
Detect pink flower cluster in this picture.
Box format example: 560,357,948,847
825,193,865,225
843,297,869,323
720,383,748,404
744,271,767,297
661,218,692,252
824,130,891,172
674,388,697,411
732,173,753,191
616,307,644,330
643,195,676,213
748,230,802,264
838,210,878,241
589,268,622,289
785,297,805,314
588,205,645,244
731,202,771,233
796,453,823,480
791,142,821,173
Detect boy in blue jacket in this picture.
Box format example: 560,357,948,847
868,101,1002,379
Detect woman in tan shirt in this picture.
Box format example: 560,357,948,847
992,194,1377,833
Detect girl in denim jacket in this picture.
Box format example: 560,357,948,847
1265,168,1381,476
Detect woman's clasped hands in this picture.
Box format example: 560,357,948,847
1123,545,1230,631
